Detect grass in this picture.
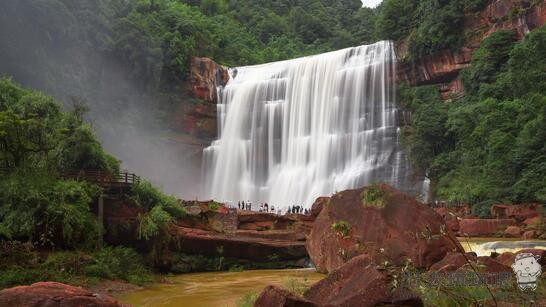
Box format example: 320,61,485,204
331,220,351,237
361,184,385,208
236,292,259,307
415,278,546,306
208,201,221,210
283,277,309,296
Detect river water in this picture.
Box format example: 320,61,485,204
460,237,546,256
118,239,546,307
116,268,323,307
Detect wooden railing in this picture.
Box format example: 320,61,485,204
61,170,140,187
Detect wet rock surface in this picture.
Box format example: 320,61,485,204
306,184,461,273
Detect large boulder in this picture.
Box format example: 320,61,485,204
170,226,308,262
434,207,460,233
522,230,539,240
306,184,461,273
459,219,515,237
0,282,124,307
237,211,313,232
429,252,478,272
496,252,516,267
310,197,329,218
304,254,422,307
504,226,523,238
254,286,316,307
475,256,512,274
490,204,542,222
523,216,542,228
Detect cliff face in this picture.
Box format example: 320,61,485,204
190,56,229,103
398,0,546,99
171,57,230,142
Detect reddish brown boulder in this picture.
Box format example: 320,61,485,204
236,229,307,242
504,226,523,238
475,256,512,274
0,282,124,307
306,184,461,273
304,254,422,307
170,226,307,262
237,211,313,232
522,230,539,240
516,249,546,266
310,197,328,218
496,252,516,267
523,216,542,228
254,286,316,307
490,204,542,222
459,219,515,237
190,56,229,103
429,252,478,272
434,207,460,233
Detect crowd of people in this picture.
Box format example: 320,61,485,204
235,201,309,215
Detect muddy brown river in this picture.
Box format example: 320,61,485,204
116,268,323,307
117,239,546,306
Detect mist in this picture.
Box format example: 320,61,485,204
0,0,203,197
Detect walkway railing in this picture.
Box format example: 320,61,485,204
61,170,140,187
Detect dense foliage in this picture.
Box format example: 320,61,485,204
401,27,546,204
0,0,496,99
0,241,152,289
0,77,183,252
0,78,118,248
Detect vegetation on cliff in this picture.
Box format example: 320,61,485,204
0,78,184,289
401,26,546,204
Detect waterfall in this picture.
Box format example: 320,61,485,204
202,41,422,208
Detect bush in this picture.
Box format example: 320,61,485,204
361,184,385,208
283,277,309,296
471,200,498,219
84,247,152,285
0,171,100,248
208,201,220,210
131,181,185,218
331,221,351,237
0,245,152,289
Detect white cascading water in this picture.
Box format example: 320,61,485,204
202,41,422,208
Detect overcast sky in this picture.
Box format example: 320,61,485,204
361,0,382,8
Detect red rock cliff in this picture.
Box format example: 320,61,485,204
397,0,546,100
190,56,229,103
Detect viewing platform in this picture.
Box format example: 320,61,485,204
61,169,140,193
